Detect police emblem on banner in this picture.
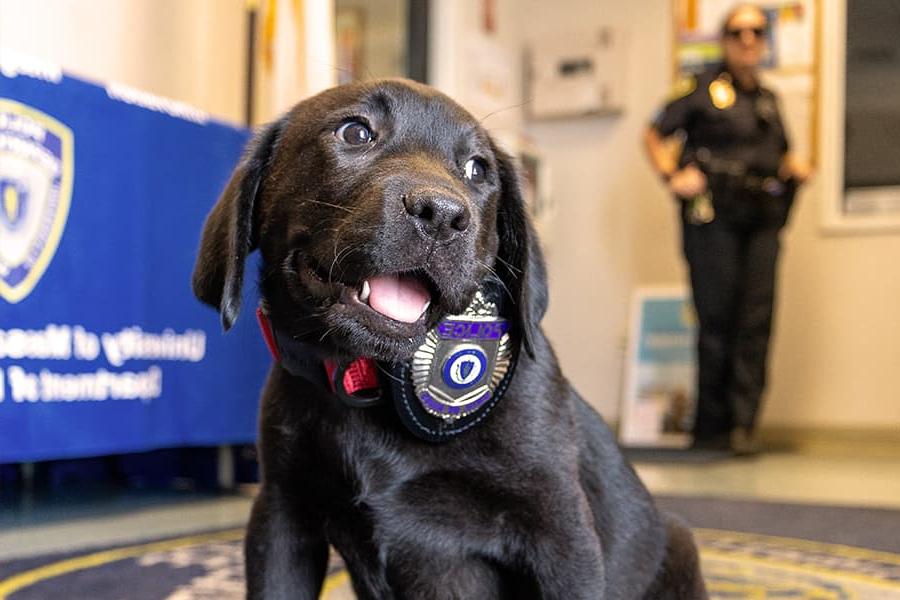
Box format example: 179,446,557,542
409,291,513,422
0,99,74,303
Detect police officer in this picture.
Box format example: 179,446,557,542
644,4,811,454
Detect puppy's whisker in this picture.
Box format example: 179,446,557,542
478,99,534,124
494,255,522,278
476,259,506,285
376,363,406,385
328,228,353,283
329,242,364,283
306,199,356,214
329,63,356,82
477,259,512,300
318,326,338,343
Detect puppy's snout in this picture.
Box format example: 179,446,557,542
403,192,471,240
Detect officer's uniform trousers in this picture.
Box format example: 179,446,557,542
681,199,784,438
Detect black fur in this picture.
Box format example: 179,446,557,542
192,117,285,330
193,79,707,599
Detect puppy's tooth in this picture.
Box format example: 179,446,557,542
360,280,371,303
419,301,430,318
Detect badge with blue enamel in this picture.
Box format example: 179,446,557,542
391,289,517,442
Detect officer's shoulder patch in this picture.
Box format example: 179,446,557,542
668,74,697,102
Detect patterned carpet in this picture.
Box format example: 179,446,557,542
2,500,898,599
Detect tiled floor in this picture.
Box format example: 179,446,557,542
0,492,252,562
2,446,899,562
635,451,900,509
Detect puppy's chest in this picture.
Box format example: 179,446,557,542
334,432,528,541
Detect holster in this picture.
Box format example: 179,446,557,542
706,169,796,230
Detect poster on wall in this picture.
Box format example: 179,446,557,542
618,288,697,449
0,55,271,463
673,0,819,165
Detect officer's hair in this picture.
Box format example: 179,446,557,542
720,3,769,37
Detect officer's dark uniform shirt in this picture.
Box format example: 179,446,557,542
652,64,789,176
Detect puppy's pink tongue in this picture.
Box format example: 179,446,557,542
366,274,430,323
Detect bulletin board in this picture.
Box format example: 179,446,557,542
672,0,820,165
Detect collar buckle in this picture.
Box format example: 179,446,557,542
325,359,383,408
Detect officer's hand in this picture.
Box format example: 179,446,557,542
780,154,813,185
669,165,707,198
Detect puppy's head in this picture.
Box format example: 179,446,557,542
192,79,546,363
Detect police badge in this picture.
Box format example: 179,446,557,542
391,288,517,442
0,99,74,303
709,75,736,111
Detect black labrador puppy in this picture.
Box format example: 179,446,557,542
193,79,707,599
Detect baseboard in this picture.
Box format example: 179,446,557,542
756,426,900,457
612,423,900,457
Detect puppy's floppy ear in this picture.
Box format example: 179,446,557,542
192,118,284,331
493,146,549,359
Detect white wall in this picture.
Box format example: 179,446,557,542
0,0,248,124
769,194,900,428
514,0,681,421
429,0,523,147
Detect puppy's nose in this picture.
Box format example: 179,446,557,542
403,193,471,239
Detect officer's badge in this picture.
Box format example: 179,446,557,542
0,99,74,303
410,291,512,422
709,76,736,110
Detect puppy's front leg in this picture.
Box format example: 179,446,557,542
529,534,605,599
525,500,607,599
245,487,329,600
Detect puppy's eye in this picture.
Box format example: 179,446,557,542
464,158,487,184
336,121,374,145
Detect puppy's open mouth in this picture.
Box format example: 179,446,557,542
300,257,436,326
359,273,431,323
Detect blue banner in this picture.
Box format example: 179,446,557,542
0,60,269,462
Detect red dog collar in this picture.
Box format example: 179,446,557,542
256,308,381,404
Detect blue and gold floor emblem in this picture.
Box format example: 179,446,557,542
0,99,74,303
697,529,900,599
1,529,897,599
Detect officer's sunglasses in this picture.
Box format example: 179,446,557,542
725,27,767,40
